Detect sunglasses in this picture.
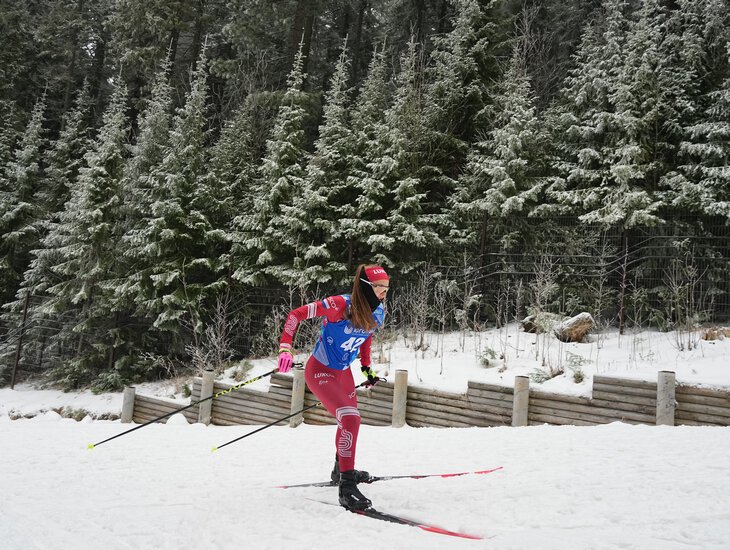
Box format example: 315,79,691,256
360,278,390,291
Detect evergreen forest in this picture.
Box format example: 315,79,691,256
1,0,728,391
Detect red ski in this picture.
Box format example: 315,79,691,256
307,498,486,540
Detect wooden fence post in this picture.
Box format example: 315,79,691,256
656,370,676,426
392,369,408,427
289,367,306,427
198,369,215,425
121,387,135,423
512,376,529,427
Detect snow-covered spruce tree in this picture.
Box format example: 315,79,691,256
124,48,231,349
106,0,208,124
539,0,623,221
42,80,131,390
0,100,21,172
662,1,730,219
338,42,391,271
9,83,93,300
116,54,175,318
209,92,265,296
607,0,703,226
364,37,442,272
123,53,175,216
209,97,259,215
0,93,47,309
540,0,662,228
39,81,94,226
450,43,548,255
672,49,730,220
0,84,94,380
232,43,310,287
699,0,730,93
421,0,505,248
522,0,607,106
424,0,502,144
291,39,355,285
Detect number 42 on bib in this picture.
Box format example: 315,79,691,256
340,337,365,352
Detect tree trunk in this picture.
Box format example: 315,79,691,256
339,0,351,39
108,311,119,371
350,0,369,85
290,0,317,75
89,33,107,122
617,230,629,335
38,335,47,372
478,213,490,308
478,213,489,262
62,49,78,121
413,0,426,45
128,74,145,137
436,0,450,35
168,28,180,74
62,0,85,120
190,0,204,71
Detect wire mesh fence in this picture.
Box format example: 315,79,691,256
1,217,728,385
392,218,729,333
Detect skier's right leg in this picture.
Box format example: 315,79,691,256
305,357,372,509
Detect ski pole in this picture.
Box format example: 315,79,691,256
212,380,371,452
88,367,282,450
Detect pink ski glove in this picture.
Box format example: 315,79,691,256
277,350,293,373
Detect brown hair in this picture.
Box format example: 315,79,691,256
348,264,378,331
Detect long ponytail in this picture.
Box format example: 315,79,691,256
349,264,378,331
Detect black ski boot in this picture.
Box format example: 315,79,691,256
338,470,372,511
330,454,372,485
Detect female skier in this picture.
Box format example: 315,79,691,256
276,264,389,510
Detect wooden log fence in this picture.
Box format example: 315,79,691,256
123,367,730,429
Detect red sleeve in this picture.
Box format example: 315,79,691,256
359,334,373,367
279,296,347,351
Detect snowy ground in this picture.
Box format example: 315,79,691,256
2,327,729,548
375,324,730,395
1,414,729,549
2,326,728,420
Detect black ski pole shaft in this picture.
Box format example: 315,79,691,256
211,402,321,452
88,367,280,450
211,381,370,452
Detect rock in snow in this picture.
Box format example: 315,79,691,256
554,312,595,342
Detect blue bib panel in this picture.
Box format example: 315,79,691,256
312,295,385,370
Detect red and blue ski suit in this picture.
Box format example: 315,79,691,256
279,295,385,472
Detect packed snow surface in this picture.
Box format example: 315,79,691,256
1,416,729,549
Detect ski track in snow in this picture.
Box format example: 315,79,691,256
1,415,729,549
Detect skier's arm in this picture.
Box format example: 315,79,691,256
278,296,346,352
358,334,373,368
359,335,382,386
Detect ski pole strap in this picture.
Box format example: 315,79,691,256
88,367,280,449
212,380,369,452
361,366,385,386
